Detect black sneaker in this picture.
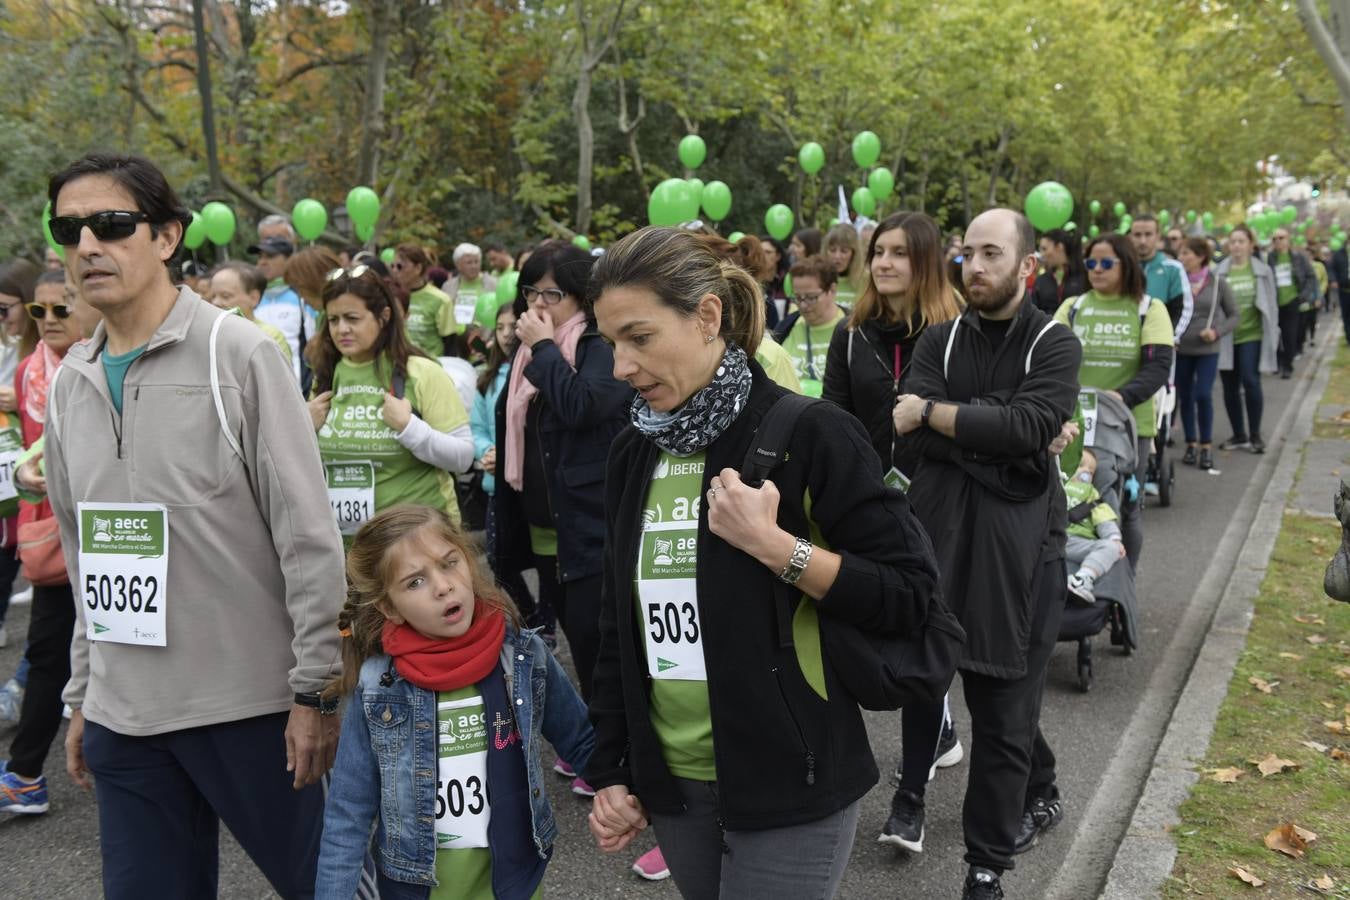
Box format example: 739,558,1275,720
877,788,924,853
1181,445,1197,465
1249,434,1265,454
962,866,1004,900
1013,791,1064,854
1198,448,1213,470
1218,435,1250,451
891,720,964,784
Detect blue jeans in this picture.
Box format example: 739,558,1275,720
1175,353,1220,444
1220,341,1264,439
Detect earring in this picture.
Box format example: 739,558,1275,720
705,334,715,343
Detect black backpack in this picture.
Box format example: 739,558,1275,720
741,394,966,711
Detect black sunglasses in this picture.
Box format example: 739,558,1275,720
48,211,150,247
25,303,72,321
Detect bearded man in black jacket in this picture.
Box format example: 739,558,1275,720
892,208,1081,900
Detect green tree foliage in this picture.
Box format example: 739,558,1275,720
0,0,1345,263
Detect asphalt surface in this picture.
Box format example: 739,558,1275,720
0,328,1330,899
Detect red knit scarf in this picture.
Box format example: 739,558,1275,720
381,603,506,691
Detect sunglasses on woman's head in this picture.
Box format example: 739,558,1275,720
25,303,72,321
1084,258,1117,271
48,211,150,246
325,265,374,283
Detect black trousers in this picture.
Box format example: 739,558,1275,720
0,543,22,626
1341,292,1350,345
899,697,945,796
960,559,1064,874
533,555,602,702
8,583,76,778
1277,303,1301,373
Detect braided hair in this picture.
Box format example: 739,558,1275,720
324,506,520,701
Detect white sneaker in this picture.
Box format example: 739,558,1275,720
9,587,31,606
1067,572,1097,605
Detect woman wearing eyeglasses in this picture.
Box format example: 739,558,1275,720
390,242,453,359
307,267,474,541
1053,233,1174,569
490,242,632,794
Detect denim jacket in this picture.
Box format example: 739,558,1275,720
316,627,594,899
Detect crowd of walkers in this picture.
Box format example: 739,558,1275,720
0,150,1341,900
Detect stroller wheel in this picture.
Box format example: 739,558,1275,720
1159,459,1175,508
1077,639,1093,693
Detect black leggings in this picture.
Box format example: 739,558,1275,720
533,555,602,702
8,583,76,778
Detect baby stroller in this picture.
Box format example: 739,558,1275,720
1059,391,1140,692
1145,384,1177,508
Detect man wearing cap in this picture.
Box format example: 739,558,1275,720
249,234,313,387
439,242,497,338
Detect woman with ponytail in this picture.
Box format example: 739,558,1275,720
316,506,593,899
582,226,941,899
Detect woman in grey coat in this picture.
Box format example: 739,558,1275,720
1175,237,1237,470
1214,225,1279,454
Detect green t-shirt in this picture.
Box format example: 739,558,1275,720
1054,291,1173,438
254,319,293,363
438,277,494,337
834,275,858,308
102,344,148,415
1273,252,1298,307
782,309,844,384
316,355,468,527
637,450,715,781
1227,264,1262,345
754,335,803,395
1064,476,1118,540
407,284,452,358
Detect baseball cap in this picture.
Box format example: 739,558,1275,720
247,237,295,257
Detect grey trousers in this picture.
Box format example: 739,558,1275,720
650,777,860,900
1066,534,1122,580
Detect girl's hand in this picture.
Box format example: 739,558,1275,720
1049,420,1080,455
383,391,413,432
515,308,555,348
589,785,648,852
308,391,333,433
707,468,792,568
480,445,497,474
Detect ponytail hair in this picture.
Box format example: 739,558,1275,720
587,226,764,355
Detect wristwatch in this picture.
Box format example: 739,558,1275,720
921,398,937,429
294,691,341,716
778,537,814,585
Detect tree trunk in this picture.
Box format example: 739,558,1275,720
1297,0,1350,135
614,50,648,202
985,126,1011,208
573,66,596,234
357,0,395,188
192,0,222,193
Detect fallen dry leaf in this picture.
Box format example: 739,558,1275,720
1209,767,1244,783
1323,701,1337,710
1265,822,1318,858
1314,873,1336,890
1307,634,1328,645
1248,676,1275,694
1301,740,1331,753
1252,754,1299,776
1229,865,1265,887
1295,613,1327,625
1332,748,1349,761
1325,720,1347,734
1336,666,1350,680
1279,652,1304,660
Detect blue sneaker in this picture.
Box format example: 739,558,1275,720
0,768,49,814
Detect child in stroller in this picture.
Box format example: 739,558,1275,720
1065,449,1126,605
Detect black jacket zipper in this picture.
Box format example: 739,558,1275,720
771,666,816,786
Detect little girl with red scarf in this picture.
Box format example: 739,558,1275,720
317,506,595,900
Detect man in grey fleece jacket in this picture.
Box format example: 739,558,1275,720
42,152,346,899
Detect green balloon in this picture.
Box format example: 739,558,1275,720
851,131,881,168
702,181,733,221
1089,199,1102,216
1064,221,1077,232
292,199,327,241
572,235,591,251
41,201,65,260
1157,209,1171,225
851,186,876,217
727,231,745,243
495,270,520,306
798,142,825,175
1281,206,1297,224
475,290,504,332
1202,211,1214,230
1118,214,1133,234
1185,209,1197,223
783,273,793,298
648,178,700,226
764,204,794,241
183,211,206,250
1332,237,1345,251
867,167,895,199
1088,224,1100,237
380,247,395,265
678,134,707,170
200,201,236,246
1113,201,1127,217
1024,181,1074,231
355,221,374,243
346,186,380,230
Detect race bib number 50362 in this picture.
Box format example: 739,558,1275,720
77,502,168,646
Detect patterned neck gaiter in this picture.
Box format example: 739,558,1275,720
630,342,752,458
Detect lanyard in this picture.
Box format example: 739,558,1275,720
893,344,902,392
805,321,818,380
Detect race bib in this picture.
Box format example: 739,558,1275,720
454,293,479,326
326,461,375,535
77,503,168,646
637,521,706,681
0,427,22,504
1079,389,1098,447
884,467,911,493
436,694,491,850
1275,263,1292,288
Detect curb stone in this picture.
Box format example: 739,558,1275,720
1045,326,1340,900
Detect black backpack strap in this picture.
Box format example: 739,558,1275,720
741,393,816,488
391,367,422,419
1066,499,1095,525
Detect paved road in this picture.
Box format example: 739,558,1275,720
0,327,1332,899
